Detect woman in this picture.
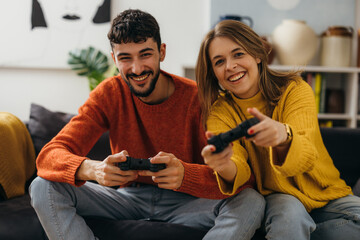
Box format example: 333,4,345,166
196,19,360,240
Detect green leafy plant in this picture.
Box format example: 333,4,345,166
68,46,118,90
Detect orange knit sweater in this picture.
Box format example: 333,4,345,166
36,70,254,199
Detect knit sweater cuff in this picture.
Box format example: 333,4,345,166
270,133,316,176
215,160,251,195
177,161,206,194
176,161,233,199
64,156,87,186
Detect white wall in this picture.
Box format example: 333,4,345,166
0,67,90,120
0,0,209,121
210,0,355,36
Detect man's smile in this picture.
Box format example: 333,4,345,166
129,72,151,84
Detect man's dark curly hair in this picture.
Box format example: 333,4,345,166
107,9,161,50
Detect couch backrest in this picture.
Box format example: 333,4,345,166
27,103,111,160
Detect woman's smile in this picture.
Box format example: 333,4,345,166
228,71,245,82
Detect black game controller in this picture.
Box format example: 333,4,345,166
207,117,260,153
117,156,166,172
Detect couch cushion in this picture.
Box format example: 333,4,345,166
0,194,47,240
28,103,74,156
353,179,360,196
28,103,111,160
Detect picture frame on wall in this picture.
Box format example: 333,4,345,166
0,0,111,69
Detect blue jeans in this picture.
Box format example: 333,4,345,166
29,177,265,240
263,193,360,240
310,194,360,240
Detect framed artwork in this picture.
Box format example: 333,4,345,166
0,0,111,69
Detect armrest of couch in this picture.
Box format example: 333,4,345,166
320,127,360,195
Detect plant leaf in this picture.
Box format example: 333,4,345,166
68,46,110,89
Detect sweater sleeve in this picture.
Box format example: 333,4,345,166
176,160,254,199
203,107,253,196
36,83,110,186
270,80,319,177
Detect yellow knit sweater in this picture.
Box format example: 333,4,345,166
207,79,352,212
0,112,35,199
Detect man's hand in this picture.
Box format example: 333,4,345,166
75,150,138,186
138,152,184,190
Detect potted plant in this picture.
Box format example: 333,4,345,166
68,46,118,90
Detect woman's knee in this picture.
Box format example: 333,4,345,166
264,194,316,239
265,193,315,227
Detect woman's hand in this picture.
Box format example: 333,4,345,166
201,132,237,183
246,107,288,147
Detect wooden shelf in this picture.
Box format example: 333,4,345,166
318,113,353,120
270,65,360,73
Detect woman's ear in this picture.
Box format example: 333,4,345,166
256,57,261,64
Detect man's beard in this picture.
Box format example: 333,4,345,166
122,69,160,98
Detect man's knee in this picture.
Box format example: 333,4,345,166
29,177,60,210
29,177,48,203
30,177,47,194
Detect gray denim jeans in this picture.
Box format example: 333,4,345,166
262,193,360,240
29,177,265,240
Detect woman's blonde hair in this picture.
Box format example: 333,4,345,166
196,20,301,127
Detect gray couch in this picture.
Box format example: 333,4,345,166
0,103,359,240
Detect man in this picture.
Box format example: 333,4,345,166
29,9,264,240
